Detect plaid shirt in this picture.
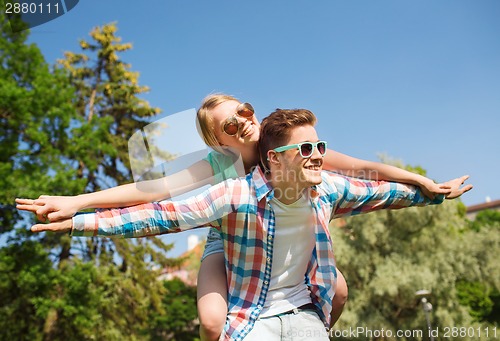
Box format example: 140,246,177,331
72,166,443,341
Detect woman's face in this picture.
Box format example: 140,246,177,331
211,100,261,151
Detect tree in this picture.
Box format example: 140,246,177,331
0,241,56,341
148,278,200,341
1,9,82,234
456,209,500,325
1,19,184,340
329,164,499,340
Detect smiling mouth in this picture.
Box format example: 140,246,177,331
240,124,253,138
305,165,321,171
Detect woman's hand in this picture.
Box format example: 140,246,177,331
440,175,473,199
417,178,452,200
16,195,81,222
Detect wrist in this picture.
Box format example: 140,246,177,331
413,174,433,187
75,194,91,210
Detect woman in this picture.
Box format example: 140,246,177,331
17,94,450,341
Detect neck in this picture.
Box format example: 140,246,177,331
240,145,260,173
268,172,305,205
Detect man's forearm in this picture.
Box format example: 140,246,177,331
330,175,445,218
71,202,181,238
70,180,238,238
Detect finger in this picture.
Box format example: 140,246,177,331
15,198,35,205
436,187,452,194
31,221,71,233
36,208,48,222
36,213,47,222
459,175,470,184
47,211,64,222
462,184,473,193
33,199,47,206
16,204,38,212
31,224,50,232
36,205,52,217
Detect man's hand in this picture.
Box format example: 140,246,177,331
31,219,73,233
440,175,473,199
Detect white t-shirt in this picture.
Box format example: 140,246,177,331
259,193,316,317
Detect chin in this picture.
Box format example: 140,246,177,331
303,170,323,186
311,177,323,186
248,130,260,142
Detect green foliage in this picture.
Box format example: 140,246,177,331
377,153,427,177
1,21,190,340
148,279,200,341
0,240,56,341
331,199,500,340
1,12,83,233
0,239,178,340
486,289,500,324
456,281,494,322
57,22,170,191
469,209,500,232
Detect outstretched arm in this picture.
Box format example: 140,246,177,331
326,173,472,219
29,178,243,236
16,160,214,222
323,150,451,199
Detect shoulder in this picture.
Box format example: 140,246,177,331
318,171,345,191
205,150,232,166
318,171,372,197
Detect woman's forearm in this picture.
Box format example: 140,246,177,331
77,160,214,209
75,180,168,210
324,149,432,187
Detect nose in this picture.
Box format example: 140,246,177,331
313,144,324,157
235,114,252,123
234,115,252,132
309,145,324,163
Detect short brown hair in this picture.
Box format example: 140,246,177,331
258,109,317,170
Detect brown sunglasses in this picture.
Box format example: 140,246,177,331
221,102,255,136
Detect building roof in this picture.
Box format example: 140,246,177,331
466,199,500,213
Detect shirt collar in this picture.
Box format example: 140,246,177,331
251,165,274,201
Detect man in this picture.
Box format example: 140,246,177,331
29,109,471,341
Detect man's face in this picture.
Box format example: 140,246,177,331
271,125,324,191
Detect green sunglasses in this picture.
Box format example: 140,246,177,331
274,141,328,158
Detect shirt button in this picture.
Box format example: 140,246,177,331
264,281,269,285
257,305,262,309
268,235,272,240
266,257,271,263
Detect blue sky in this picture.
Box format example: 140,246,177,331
25,1,500,254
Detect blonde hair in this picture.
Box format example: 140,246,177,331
196,93,240,154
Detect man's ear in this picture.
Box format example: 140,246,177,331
267,151,280,165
